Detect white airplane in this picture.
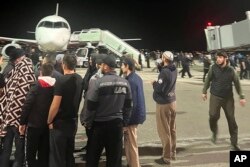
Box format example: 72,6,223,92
0,3,71,57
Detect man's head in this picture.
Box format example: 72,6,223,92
95,54,106,69
161,51,173,64
121,57,135,75
62,54,77,71
42,54,56,65
9,48,25,62
101,54,116,73
40,63,54,76
215,51,228,66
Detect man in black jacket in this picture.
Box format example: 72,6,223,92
84,55,132,167
19,63,55,167
152,51,177,165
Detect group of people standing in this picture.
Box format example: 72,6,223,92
0,47,147,167
0,47,247,167
80,50,146,167
0,48,82,167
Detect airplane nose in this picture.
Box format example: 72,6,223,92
36,28,70,52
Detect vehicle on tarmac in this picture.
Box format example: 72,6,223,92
75,47,121,68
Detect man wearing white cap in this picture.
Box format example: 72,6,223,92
152,51,177,165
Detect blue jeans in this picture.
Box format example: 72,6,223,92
0,126,24,167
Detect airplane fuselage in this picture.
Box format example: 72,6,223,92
35,15,71,52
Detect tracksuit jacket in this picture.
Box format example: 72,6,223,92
20,76,56,127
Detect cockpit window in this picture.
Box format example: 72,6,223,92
44,21,53,28
62,22,69,29
38,21,69,29
54,22,62,28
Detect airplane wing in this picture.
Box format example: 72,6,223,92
122,38,142,41
0,36,38,57
0,36,37,45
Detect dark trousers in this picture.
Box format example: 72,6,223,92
86,119,123,167
240,68,247,79
85,128,93,151
181,65,192,78
0,126,24,167
26,127,49,167
203,68,209,82
209,94,238,145
49,120,76,167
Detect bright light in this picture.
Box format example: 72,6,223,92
207,22,212,26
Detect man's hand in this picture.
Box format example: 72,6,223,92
83,123,91,130
240,99,246,107
0,56,3,65
48,123,53,129
19,125,26,135
202,94,207,101
123,127,128,133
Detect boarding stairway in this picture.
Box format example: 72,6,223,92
70,28,144,66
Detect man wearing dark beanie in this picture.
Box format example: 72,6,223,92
9,48,25,62
0,48,36,167
84,54,132,167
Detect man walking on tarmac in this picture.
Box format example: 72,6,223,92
202,51,246,151
152,51,177,165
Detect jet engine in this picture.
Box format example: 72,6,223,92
1,43,21,57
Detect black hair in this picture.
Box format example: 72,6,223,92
122,57,135,71
216,51,228,58
43,54,56,65
41,63,54,76
63,54,77,70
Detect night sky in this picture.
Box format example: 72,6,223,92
0,0,250,51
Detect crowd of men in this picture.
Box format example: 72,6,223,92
0,46,247,167
0,46,147,167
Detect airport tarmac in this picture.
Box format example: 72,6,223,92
2,61,250,166
74,66,250,167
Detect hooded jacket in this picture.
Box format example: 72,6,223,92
20,76,56,128
153,64,177,104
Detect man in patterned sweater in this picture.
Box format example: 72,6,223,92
0,48,36,167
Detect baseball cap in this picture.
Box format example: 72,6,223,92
102,54,116,68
